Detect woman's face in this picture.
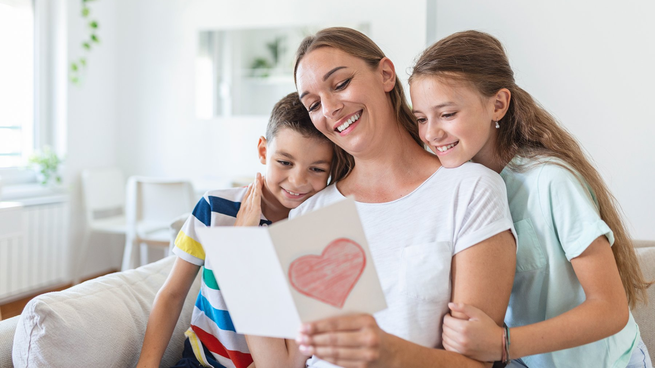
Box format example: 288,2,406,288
410,76,499,168
295,47,396,156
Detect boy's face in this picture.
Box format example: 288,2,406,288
258,127,333,210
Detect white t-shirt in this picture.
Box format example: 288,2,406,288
291,163,516,368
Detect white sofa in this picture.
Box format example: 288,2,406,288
1,242,654,367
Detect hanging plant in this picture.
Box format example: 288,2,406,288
70,0,101,85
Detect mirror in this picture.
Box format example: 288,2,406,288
195,23,369,119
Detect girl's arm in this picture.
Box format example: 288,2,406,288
442,235,628,361
137,257,200,368
296,230,516,368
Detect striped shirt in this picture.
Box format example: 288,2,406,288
173,188,272,368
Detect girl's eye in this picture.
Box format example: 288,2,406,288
335,78,351,91
416,117,427,124
311,167,327,173
442,112,457,119
277,160,292,166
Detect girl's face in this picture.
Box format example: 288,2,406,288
410,76,502,169
295,47,396,156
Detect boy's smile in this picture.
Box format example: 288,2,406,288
257,127,333,222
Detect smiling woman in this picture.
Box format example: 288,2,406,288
244,27,517,368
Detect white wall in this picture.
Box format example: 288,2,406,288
431,0,655,239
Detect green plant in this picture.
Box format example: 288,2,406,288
70,0,101,84
28,146,63,186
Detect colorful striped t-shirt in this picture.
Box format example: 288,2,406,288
173,187,272,368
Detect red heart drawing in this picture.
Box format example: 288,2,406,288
288,238,366,308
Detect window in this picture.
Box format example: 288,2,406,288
0,0,34,170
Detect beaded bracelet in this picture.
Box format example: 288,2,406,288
502,323,511,365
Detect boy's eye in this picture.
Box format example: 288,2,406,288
277,160,292,166
335,78,351,91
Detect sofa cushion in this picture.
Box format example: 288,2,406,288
633,241,655,364
12,256,200,367
0,316,19,368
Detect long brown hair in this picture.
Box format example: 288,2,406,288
410,30,651,308
294,27,423,181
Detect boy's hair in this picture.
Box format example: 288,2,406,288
266,92,346,185
266,92,326,142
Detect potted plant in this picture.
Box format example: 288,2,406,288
28,146,63,186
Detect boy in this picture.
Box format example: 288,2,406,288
137,92,337,368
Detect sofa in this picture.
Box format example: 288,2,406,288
1,241,654,367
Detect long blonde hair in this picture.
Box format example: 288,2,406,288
411,30,651,307
294,27,423,181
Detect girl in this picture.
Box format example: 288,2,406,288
245,27,517,368
409,30,652,367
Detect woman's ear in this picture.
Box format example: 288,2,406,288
379,57,397,93
494,88,511,120
257,136,267,165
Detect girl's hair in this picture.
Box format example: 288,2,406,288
294,27,423,180
410,30,651,307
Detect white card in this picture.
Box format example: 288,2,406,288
196,197,387,339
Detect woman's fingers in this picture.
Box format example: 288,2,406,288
301,314,377,335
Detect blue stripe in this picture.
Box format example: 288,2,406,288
192,198,212,227
195,292,236,332
259,219,272,226
208,195,242,218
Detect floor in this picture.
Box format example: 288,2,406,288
0,269,118,320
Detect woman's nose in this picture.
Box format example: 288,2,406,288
321,94,343,118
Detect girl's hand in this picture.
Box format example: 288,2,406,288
296,314,393,368
235,173,264,227
442,303,504,363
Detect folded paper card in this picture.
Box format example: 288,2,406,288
196,197,387,339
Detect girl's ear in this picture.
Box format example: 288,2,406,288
494,88,511,120
379,57,397,93
257,136,267,165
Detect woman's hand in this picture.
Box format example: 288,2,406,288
235,173,264,227
442,303,504,363
296,314,394,368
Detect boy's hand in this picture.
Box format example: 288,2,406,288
235,173,264,227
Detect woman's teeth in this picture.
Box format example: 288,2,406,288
337,113,360,132
436,142,458,152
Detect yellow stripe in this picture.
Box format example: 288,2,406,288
185,328,214,367
175,230,206,260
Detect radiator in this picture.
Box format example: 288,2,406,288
0,196,69,302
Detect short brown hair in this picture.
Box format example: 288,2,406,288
266,92,345,184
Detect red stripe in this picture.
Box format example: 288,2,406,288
191,325,254,368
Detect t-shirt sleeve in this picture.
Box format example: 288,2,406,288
172,195,210,266
537,164,613,261
453,168,516,254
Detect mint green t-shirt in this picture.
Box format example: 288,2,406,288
501,157,639,368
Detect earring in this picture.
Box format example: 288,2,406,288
495,121,500,129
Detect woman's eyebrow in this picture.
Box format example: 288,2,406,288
299,66,347,100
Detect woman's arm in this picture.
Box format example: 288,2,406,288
137,257,200,368
442,235,628,361
296,231,516,368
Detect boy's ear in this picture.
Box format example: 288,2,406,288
257,136,267,164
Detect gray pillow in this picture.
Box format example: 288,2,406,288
12,256,200,367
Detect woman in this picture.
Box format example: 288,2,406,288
245,27,517,368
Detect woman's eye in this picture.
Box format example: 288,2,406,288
308,102,320,112
335,78,351,91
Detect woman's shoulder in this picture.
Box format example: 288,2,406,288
435,162,506,189
290,184,343,218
